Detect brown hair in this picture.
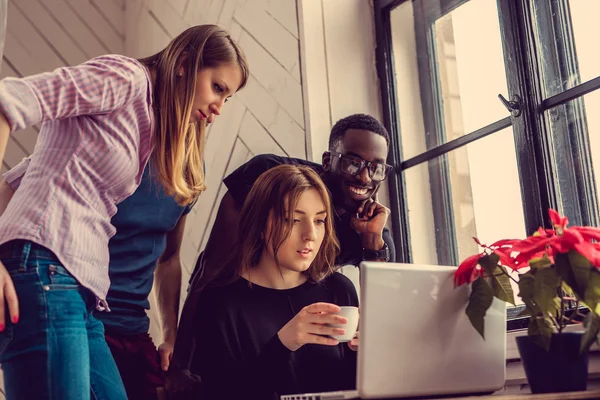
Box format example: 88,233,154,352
139,25,249,205
232,164,340,283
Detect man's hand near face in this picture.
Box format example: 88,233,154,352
350,193,390,255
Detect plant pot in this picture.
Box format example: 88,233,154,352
516,332,589,394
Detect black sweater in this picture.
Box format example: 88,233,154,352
190,272,359,400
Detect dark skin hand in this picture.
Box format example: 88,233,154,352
166,130,390,398
351,191,390,257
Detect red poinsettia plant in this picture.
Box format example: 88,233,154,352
455,209,600,352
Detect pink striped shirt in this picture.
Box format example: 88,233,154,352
0,54,154,308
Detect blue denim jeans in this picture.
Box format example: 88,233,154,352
0,240,127,400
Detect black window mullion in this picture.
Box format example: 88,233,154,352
401,117,512,169
413,0,458,266
495,0,552,233
543,0,599,227
374,0,412,263
543,77,600,109
529,0,584,225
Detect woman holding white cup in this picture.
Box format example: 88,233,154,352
186,165,359,400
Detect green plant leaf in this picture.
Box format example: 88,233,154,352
528,315,553,351
555,252,582,297
533,267,561,317
466,277,494,339
518,273,537,310
581,312,600,354
561,281,576,299
584,269,600,313
569,250,591,298
529,254,553,270
479,253,500,275
491,267,515,305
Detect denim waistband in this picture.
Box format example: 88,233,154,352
0,240,59,261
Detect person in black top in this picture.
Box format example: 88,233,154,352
190,165,359,399
167,113,393,398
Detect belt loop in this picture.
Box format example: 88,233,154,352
20,241,32,270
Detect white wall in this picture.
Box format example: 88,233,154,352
0,0,125,173
299,0,383,161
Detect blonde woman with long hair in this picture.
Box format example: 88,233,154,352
0,24,248,399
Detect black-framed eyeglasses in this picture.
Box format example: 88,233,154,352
329,151,393,182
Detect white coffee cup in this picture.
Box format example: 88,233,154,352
327,306,359,342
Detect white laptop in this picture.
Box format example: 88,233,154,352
281,262,506,400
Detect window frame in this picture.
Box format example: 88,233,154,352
374,0,600,330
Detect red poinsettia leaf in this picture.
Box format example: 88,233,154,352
574,226,600,243
511,236,552,254
548,208,569,229
470,265,484,283
549,209,562,226
533,227,556,237
549,236,576,254
489,238,519,249
493,249,518,270
573,241,600,268
473,237,483,247
513,252,532,266
593,244,600,269
514,250,548,268
455,253,483,287
562,228,584,245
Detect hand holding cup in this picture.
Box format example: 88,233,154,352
278,302,349,351
326,306,359,343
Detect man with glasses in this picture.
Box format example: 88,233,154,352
203,112,394,276
166,113,395,399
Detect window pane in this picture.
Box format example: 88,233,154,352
389,0,510,160
544,89,600,216
432,1,510,141
404,129,526,264
403,162,440,266
534,0,600,97
404,129,525,300
389,1,428,160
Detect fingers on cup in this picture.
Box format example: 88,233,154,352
333,328,346,335
311,323,345,337
313,313,346,325
307,302,340,314
313,334,339,346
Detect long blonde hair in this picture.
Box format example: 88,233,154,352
139,25,249,205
